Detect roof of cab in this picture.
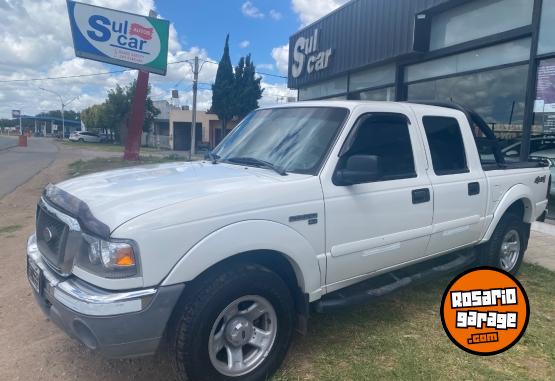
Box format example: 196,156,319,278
260,100,462,115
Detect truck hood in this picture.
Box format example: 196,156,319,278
54,161,293,232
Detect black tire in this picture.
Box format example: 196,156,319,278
480,213,526,274
170,263,295,381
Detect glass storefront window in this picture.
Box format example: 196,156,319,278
538,0,555,54
298,76,348,100
350,87,396,101
430,0,533,50
349,64,396,92
533,57,555,219
407,64,529,155
406,38,531,83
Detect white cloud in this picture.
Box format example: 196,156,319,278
271,45,289,76
259,81,297,107
257,63,274,71
291,0,350,26
241,1,264,19
269,9,283,21
0,0,295,118
239,40,251,49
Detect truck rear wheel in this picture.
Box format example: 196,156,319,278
170,263,295,381
480,213,526,274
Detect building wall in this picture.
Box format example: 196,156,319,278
288,0,450,88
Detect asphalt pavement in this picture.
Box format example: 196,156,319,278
0,136,58,199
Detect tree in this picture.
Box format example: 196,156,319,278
211,34,236,141
234,54,263,119
80,81,159,143
36,110,80,121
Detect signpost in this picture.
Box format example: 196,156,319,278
67,1,169,160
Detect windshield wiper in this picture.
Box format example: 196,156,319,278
205,151,220,164
226,156,288,176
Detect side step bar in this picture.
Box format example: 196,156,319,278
314,251,476,313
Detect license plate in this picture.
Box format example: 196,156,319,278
27,258,42,295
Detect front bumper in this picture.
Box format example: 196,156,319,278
27,235,184,358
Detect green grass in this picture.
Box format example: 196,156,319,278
61,140,169,154
273,264,555,381
0,224,22,235
68,155,187,177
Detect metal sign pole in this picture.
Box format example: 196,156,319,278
124,70,150,161
190,56,199,159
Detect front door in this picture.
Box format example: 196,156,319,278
322,111,434,291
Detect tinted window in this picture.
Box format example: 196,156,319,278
539,0,555,54
430,0,533,50
423,117,468,175
342,113,416,181
408,64,528,159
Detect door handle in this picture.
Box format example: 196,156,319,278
468,182,480,196
412,188,430,204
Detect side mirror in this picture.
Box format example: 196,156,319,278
334,154,381,186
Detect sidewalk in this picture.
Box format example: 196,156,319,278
525,222,555,271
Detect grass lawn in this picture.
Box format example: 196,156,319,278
274,263,555,381
61,140,172,154
68,155,187,177
66,157,554,380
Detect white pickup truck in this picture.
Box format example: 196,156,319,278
27,101,550,381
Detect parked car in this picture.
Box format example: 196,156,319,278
98,133,111,143
530,155,555,198
27,102,550,381
69,131,102,143
502,136,555,161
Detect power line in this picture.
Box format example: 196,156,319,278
0,69,129,83
0,57,287,84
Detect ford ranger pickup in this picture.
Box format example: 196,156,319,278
27,101,550,381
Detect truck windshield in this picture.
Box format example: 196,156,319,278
212,107,349,175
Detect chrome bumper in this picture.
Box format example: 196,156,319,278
27,233,156,316
27,233,185,358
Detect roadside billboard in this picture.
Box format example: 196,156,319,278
67,1,169,75
11,110,21,118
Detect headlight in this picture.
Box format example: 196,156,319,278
76,233,139,278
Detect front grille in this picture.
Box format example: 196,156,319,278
36,205,69,272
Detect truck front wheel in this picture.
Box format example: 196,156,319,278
170,263,295,381
480,213,526,274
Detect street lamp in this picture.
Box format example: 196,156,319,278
39,87,79,140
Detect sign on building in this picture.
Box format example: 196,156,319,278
535,58,555,134
291,29,333,79
67,1,169,75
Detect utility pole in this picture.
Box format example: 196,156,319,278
39,87,78,139
190,56,199,159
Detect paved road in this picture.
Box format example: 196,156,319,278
0,136,58,198
0,135,18,150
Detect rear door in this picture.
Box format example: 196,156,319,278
415,109,488,255
321,106,434,291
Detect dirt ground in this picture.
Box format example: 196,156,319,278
0,143,177,381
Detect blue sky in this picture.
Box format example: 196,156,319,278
0,0,349,118
160,1,296,73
